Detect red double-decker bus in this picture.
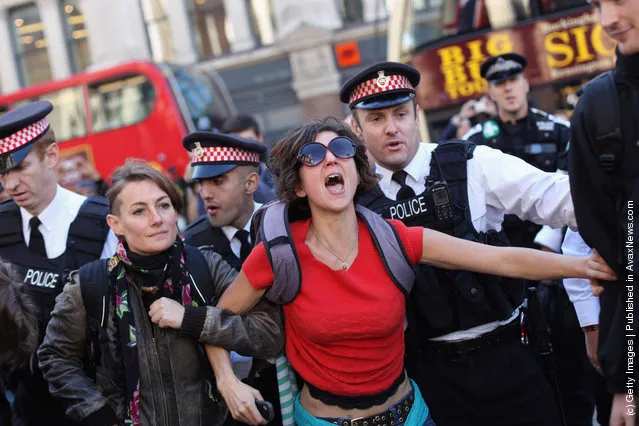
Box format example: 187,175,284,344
0,61,236,181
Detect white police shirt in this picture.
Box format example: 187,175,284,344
376,142,576,232
561,229,599,327
21,185,118,259
376,142,577,340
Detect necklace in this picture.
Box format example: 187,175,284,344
310,222,358,271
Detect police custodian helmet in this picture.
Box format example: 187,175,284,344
480,53,527,83
339,61,421,110
183,131,266,181
0,101,53,174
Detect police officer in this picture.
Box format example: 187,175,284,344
343,61,576,425
467,54,599,426
183,132,266,268
464,53,571,249
0,101,117,425
181,132,281,425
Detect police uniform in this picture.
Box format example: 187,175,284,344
0,101,117,425
182,132,265,269
463,53,571,249
181,132,280,426
469,54,599,425
343,62,574,425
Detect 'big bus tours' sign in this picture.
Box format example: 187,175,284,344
412,8,617,111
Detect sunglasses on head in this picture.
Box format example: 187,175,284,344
297,137,357,167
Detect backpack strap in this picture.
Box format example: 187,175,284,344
255,200,415,304
578,71,624,173
257,201,302,305
184,245,215,305
355,205,415,297
79,259,110,376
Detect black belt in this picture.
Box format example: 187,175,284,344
420,319,520,361
320,388,415,426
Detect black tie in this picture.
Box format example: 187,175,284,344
29,217,47,257
235,230,252,262
392,171,416,201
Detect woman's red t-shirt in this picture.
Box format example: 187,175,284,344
242,218,422,397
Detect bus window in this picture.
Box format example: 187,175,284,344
89,74,156,133
170,67,232,131
13,87,87,142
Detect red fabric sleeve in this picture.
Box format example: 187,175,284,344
241,242,275,291
388,220,423,265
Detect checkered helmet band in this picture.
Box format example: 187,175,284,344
192,146,260,165
349,74,414,105
0,118,50,155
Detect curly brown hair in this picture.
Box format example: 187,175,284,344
268,117,378,212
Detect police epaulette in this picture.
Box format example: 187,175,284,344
0,201,22,247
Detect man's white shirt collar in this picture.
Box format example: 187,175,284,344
221,202,262,242
21,185,63,234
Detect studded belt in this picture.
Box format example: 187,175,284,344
321,388,415,426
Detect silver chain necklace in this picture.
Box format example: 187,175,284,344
310,223,358,271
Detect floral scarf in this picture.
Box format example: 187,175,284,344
108,238,198,426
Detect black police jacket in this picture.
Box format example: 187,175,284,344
183,215,244,270
465,107,570,172
569,50,639,394
0,196,110,426
359,140,525,342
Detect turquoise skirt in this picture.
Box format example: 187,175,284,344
293,380,430,426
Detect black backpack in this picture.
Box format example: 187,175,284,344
577,70,625,175
78,245,215,373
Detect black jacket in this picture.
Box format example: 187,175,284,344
568,50,639,393
38,249,284,425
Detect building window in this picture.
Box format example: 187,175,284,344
339,0,364,23
248,0,276,46
60,1,91,72
190,0,233,58
9,3,52,86
140,0,174,62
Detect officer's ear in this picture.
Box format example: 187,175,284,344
106,214,123,237
349,112,364,140
44,143,59,169
243,167,259,195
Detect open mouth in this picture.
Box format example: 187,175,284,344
325,173,345,195
206,204,220,215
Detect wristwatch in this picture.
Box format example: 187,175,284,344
582,324,599,332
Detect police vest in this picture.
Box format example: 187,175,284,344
183,215,243,270
359,140,526,339
468,108,569,172
0,197,110,331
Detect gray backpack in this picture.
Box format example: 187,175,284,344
252,200,416,304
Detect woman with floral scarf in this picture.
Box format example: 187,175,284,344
38,160,284,426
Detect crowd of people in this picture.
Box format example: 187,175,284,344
0,1,637,425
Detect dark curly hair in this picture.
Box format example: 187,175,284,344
268,117,378,213
0,259,38,372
